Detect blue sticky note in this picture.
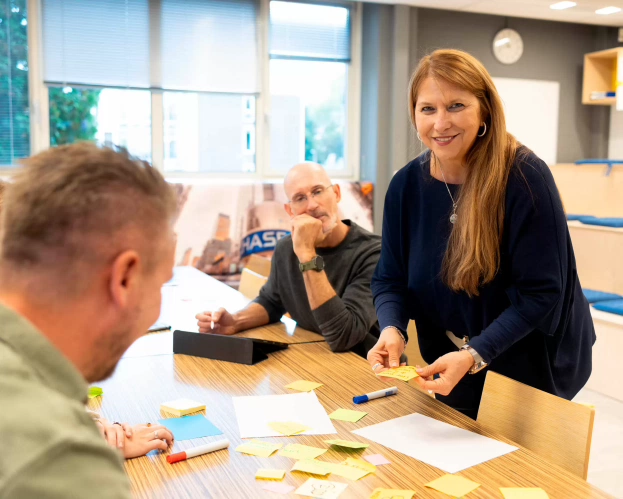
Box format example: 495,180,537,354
157,415,223,441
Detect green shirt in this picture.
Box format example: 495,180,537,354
0,303,131,499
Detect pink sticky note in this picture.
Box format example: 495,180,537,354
364,454,391,466
261,482,296,495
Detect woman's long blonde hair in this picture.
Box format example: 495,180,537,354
408,49,519,296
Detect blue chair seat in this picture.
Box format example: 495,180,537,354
583,289,623,303
593,299,623,316
579,217,623,228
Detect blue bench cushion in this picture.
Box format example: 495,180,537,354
583,289,623,303
593,299,623,316
579,217,623,228
567,214,590,221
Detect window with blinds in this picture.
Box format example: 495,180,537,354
42,0,259,93
41,0,260,172
269,1,351,174
270,1,350,62
0,0,30,166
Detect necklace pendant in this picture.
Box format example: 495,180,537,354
450,213,458,224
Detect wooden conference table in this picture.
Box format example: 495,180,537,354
89,268,612,498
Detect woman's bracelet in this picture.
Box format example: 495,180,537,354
381,325,408,346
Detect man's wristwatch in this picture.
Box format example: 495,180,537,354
460,344,488,374
299,255,325,273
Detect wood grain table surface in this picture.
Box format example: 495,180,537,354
89,342,613,499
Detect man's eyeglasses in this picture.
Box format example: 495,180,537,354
289,184,335,210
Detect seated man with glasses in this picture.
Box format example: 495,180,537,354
196,162,382,357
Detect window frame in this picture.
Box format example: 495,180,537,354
6,0,360,181
261,0,361,180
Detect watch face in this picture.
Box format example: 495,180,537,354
315,255,325,271
493,28,523,65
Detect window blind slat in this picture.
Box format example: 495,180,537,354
42,0,150,88
42,0,260,93
161,0,259,93
270,1,350,62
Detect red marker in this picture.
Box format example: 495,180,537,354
167,439,230,464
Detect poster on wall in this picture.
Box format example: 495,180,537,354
172,181,373,285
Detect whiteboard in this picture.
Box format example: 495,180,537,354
493,77,560,165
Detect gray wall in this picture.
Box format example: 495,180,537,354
411,9,617,162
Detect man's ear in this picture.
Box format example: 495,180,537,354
284,203,294,217
109,250,140,308
332,183,342,203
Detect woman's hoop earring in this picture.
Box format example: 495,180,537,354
478,123,487,137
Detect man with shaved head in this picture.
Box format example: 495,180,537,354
197,162,382,356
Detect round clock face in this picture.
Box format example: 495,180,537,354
493,28,523,65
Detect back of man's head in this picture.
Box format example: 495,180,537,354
0,143,177,294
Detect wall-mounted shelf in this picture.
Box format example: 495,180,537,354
582,47,622,106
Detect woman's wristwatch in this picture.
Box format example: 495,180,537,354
460,344,488,374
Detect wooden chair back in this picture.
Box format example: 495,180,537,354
245,255,272,278
238,268,268,299
477,371,595,479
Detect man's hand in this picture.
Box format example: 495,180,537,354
196,308,238,335
414,350,474,396
367,327,406,372
291,214,326,262
123,424,174,459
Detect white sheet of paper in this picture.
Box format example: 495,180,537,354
233,391,337,438
352,413,517,473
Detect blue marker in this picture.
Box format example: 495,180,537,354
353,386,398,404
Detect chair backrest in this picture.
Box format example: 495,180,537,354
238,268,268,299
245,254,272,278
477,371,595,479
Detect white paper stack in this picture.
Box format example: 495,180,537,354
232,391,337,438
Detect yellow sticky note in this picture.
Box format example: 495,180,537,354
268,421,310,436
278,443,328,460
500,488,549,499
255,468,286,480
324,439,369,449
160,398,206,417
342,457,376,474
328,408,367,423
235,440,283,458
370,489,416,499
377,366,420,382
291,459,332,476
285,380,323,392
323,462,370,480
425,474,480,497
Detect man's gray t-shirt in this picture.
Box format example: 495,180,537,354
254,220,381,356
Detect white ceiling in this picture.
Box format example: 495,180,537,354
369,0,623,27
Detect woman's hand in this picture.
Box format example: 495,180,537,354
414,350,474,396
95,418,132,450
367,327,406,373
123,424,174,459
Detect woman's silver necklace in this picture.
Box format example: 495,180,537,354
435,159,458,224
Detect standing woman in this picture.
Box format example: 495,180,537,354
368,49,595,419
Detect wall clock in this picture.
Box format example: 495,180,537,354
493,28,523,65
